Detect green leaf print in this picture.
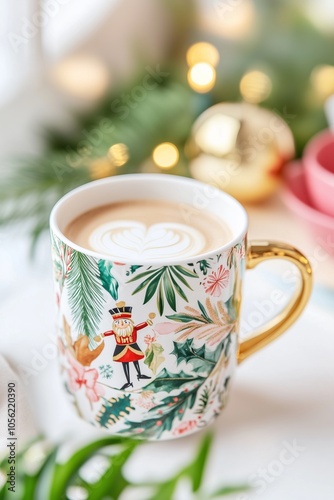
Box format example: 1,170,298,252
171,338,225,375
197,259,212,275
98,259,119,300
67,251,106,345
127,266,198,315
96,395,135,428
119,383,201,439
163,271,176,311
143,368,200,393
119,336,228,438
144,342,165,375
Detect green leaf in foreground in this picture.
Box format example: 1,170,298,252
209,484,250,498
0,433,248,499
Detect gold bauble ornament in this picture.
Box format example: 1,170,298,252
188,102,295,203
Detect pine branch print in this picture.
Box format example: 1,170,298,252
67,251,106,345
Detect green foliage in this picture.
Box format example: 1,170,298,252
67,251,106,344
98,259,119,300
0,434,248,499
47,437,136,500
128,265,198,315
96,395,135,428
0,75,195,244
120,337,226,438
208,484,251,499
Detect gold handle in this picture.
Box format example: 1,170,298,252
238,241,312,362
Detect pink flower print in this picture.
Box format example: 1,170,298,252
136,390,156,410
66,352,104,403
152,322,176,336
173,419,198,436
144,334,156,345
203,265,230,297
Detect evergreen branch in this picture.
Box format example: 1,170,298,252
0,77,195,247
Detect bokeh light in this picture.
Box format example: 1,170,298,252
186,42,220,68
197,0,255,40
108,143,129,167
195,114,241,156
240,70,272,103
187,63,216,93
152,143,179,168
89,158,115,179
50,55,110,100
310,65,334,100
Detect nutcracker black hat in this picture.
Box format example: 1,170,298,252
109,301,132,319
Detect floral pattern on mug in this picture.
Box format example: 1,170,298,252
51,231,246,440
202,265,230,297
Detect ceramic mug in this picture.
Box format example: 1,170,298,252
304,129,334,217
50,174,312,440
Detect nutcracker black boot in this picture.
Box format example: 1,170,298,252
120,362,133,390
133,361,151,381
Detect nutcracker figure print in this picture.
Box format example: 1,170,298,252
97,301,156,390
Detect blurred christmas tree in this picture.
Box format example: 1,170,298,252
1,0,334,241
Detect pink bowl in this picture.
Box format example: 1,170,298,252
283,162,334,256
304,130,334,217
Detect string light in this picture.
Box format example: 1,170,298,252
240,70,272,104
187,63,216,93
186,42,220,68
152,143,179,169
197,0,255,40
89,158,115,179
310,65,334,100
50,54,110,100
108,143,129,167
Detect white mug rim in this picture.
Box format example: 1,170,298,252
50,174,248,265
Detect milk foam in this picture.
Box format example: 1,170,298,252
89,221,206,260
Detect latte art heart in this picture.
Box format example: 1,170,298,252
89,221,206,259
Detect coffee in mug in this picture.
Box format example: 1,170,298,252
64,200,232,260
